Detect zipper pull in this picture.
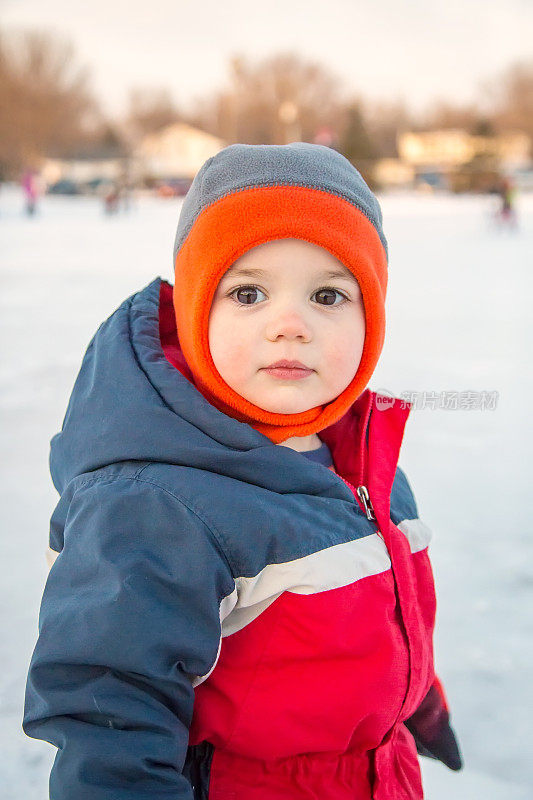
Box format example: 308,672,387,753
356,485,376,521
356,485,386,544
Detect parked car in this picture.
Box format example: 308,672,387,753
155,178,193,197
46,179,81,196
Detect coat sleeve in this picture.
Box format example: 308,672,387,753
23,476,236,800
404,675,463,771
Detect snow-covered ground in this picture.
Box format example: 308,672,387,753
1,184,531,799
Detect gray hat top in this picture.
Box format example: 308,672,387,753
173,142,387,265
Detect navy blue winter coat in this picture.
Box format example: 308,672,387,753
23,278,459,800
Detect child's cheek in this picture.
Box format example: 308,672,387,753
324,335,364,385
325,339,354,370
210,314,256,387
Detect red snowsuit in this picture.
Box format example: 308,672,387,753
160,283,456,799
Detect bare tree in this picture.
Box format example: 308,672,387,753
362,98,415,158
0,28,98,176
419,98,491,134
124,87,182,142
191,52,344,145
488,59,533,144
414,59,533,147
339,101,376,159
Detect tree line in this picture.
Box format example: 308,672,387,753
1,27,531,181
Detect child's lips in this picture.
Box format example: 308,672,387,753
262,361,314,380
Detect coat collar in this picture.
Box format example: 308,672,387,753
160,277,411,513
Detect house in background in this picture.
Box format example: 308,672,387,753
396,129,531,192
41,156,128,195
40,127,132,195
372,158,415,190
132,123,225,192
39,123,225,196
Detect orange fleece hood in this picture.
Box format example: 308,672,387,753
172,143,388,444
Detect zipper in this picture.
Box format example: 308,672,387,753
327,393,385,542
335,471,385,543
355,484,376,521
355,484,386,542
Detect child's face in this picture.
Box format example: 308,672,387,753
208,238,366,414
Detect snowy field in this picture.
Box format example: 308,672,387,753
1,183,531,799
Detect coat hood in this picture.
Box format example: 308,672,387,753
50,278,376,500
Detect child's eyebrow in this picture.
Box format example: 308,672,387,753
224,267,359,282
224,268,267,279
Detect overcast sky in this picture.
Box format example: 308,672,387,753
2,0,532,119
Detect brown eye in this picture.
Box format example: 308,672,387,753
236,288,256,304
314,288,345,306
230,286,266,305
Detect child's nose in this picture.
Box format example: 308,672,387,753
265,309,312,342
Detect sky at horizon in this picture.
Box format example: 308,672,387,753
2,0,532,120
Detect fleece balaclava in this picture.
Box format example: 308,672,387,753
172,142,388,444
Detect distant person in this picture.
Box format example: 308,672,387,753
119,178,133,212
23,143,463,800
103,183,120,215
21,169,40,216
497,175,518,229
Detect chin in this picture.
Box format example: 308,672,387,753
253,397,318,414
